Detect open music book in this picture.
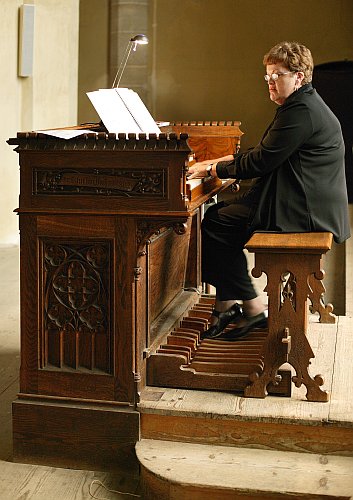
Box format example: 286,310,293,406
86,88,161,136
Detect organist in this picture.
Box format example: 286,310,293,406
187,41,350,341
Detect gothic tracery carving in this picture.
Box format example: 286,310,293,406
42,241,112,373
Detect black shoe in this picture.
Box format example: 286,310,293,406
217,311,268,341
201,303,243,340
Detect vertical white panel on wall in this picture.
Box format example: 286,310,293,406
18,4,35,77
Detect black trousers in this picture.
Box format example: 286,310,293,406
201,192,259,301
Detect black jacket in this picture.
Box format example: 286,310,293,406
216,83,350,244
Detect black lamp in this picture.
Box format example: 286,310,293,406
111,34,149,88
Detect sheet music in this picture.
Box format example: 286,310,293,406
87,88,161,136
87,89,141,134
115,88,161,135
36,129,96,139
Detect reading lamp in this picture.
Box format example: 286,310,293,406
111,34,149,88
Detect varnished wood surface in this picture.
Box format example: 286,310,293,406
10,126,243,470
245,232,334,400
141,319,348,421
160,121,243,165
246,231,333,253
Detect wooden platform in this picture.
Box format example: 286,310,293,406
137,314,353,498
139,315,353,451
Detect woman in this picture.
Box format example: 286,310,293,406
187,41,350,341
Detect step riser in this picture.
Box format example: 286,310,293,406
141,413,353,456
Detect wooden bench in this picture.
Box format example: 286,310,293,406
244,232,335,402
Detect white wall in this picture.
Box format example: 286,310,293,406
0,0,79,245
0,1,23,245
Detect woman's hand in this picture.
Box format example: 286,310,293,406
187,161,216,179
187,154,235,179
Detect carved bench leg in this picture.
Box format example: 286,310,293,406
283,321,329,402
308,272,335,324
244,333,288,399
245,323,329,402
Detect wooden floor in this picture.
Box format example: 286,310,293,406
1,233,352,498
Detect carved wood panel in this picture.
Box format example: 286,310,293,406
34,168,166,198
40,239,113,374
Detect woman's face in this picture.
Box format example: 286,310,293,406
265,63,300,105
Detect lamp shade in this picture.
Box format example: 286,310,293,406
131,34,148,44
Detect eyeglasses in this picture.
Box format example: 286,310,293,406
264,71,294,83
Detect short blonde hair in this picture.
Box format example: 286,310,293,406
263,41,314,84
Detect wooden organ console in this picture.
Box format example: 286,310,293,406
8,121,253,471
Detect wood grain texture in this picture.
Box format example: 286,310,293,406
12,398,140,471
328,315,353,422
140,412,353,455
148,225,191,322
140,317,340,425
8,129,352,499
137,439,353,499
0,460,140,500
245,232,333,253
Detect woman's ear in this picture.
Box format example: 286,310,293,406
296,71,305,85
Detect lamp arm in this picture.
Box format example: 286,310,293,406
111,41,133,88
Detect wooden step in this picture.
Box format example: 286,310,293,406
140,315,353,457
140,398,353,457
136,439,353,499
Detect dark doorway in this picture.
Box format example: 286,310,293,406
313,61,353,203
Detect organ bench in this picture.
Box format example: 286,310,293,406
244,231,334,401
